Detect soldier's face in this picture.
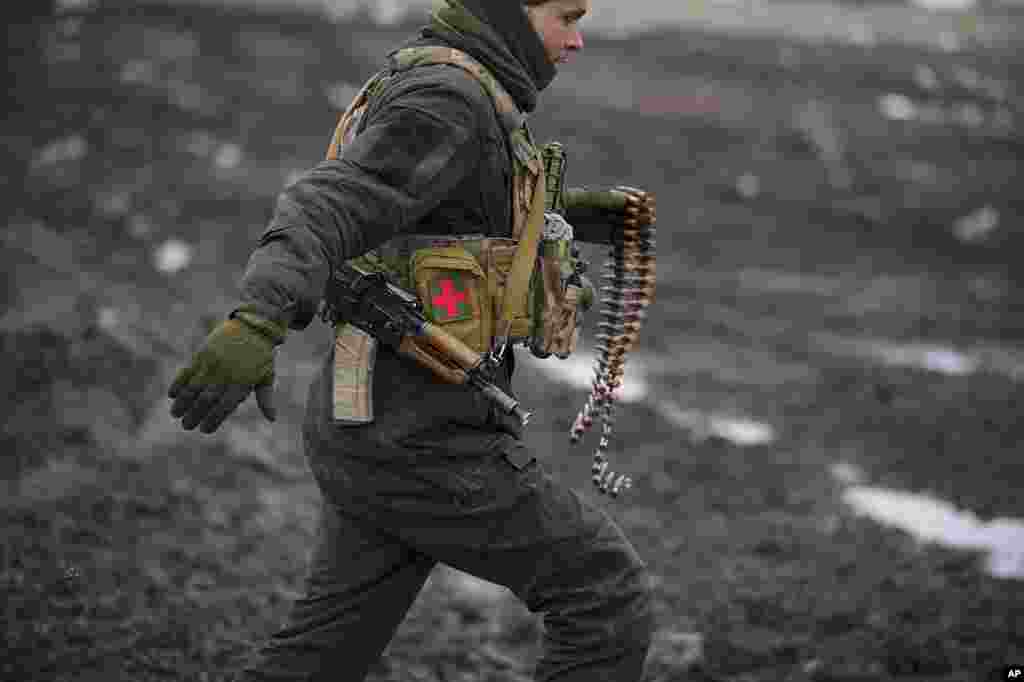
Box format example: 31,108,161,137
525,0,589,67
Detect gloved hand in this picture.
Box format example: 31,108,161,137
168,309,287,433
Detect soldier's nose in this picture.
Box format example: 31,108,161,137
569,29,584,51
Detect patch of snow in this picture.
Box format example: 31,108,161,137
842,485,1024,579
953,205,1000,243
98,307,119,332
820,334,1024,382
910,0,976,9
920,348,978,375
711,416,776,446
867,340,979,376
526,350,773,446
830,461,867,486
154,239,193,274
32,134,88,167
878,94,917,122
657,402,776,446
735,173,760,200
214,143,243,170
520,350,648,404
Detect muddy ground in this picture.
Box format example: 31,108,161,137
2,2,1024,681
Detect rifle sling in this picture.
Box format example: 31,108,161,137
494,174,545,345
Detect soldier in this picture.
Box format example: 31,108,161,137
167,0,655,680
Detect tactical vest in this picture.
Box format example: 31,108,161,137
326,46,587,372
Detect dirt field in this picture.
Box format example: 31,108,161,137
3,2,1023,680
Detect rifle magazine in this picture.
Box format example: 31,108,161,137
332,323,377,425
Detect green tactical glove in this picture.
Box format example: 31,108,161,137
168,309,287,434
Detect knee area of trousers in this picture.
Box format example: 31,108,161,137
582,537,655,649
574,561,654,652
620,566,656,649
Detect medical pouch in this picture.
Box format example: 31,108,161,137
412,245,492,354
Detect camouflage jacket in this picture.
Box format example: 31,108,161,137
232,2,560,453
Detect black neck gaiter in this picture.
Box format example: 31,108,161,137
459,0,556,96
391,0,556,114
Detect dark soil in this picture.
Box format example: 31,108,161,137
2,2,1023,681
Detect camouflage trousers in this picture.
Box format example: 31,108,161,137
238,358,654,682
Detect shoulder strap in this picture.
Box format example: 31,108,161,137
495,171,545,347
325,71,391,161
389,46,526,137
327,47,526,161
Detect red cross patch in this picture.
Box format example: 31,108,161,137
429,272,472,323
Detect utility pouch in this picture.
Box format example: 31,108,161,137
529,212,584,359
411,245,492,354
332,322,378,425
531,239,580,359
483,239,533,341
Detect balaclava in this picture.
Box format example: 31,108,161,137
459,0,556,96
392,0,557,113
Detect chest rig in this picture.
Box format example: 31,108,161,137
325,46,590,424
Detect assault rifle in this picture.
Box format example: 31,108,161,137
322,262,532,426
